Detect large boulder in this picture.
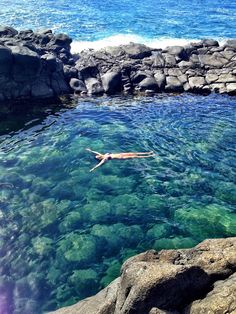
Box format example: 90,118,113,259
50,238,236,314
199,54,228,68
10,45,42,81
0,26,18,37
122,43,152,59
163,46,187,60
138,77,159,91
188,76,206,90
101,71,122,94
165,76,183,92
85,77,104,95
69,78,87,93
154,71,166,89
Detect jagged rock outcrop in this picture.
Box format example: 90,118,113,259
72,40,236,96
0,26,72,102
50,237,236,314
0,26,236,103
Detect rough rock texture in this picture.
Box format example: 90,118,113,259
0,26,73,102
51,238,236,314
1,26,236,103
71,39,236,96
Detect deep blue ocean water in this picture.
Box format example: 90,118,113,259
1,0,236,50
0,94,235,313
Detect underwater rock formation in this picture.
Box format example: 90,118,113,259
50,237,236,314
1,26,236,103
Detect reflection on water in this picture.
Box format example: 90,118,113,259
0,94,235,313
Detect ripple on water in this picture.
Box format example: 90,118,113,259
0,94,235,313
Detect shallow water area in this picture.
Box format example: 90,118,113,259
0,94,236,313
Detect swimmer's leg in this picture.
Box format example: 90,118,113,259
136,153,155,157
129,154,156,159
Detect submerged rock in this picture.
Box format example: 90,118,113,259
50,237,236,314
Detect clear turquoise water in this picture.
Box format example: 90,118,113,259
1,0,236,41
0,94,235,313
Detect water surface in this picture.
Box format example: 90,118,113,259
1,0,236,43
0,94,236,313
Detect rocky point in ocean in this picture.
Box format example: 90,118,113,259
1,26,236,103
50,237,236,314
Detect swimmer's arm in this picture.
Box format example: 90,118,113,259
86,148,101,155
90,158,106,172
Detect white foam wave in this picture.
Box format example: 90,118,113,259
71,34,195,53
71,34,228,53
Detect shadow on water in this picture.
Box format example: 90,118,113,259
0,97,76,136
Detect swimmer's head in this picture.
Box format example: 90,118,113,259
95,154,103,160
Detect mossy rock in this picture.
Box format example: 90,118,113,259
57,233,97,265
58,210,83,233
90,224,122,254
120,248,138,262
85,188,103,202
69,268,98,296
83,201,112,223
55,284,73,302
51,181,76,200
100,261,121,288
32,236,53,256
119,224,144,246
111,194,142,217
175,204,236,240
146,223,171,240
92,175,135,194
153,236,198,251
46,266,63,286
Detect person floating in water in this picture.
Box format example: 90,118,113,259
86,148,155,172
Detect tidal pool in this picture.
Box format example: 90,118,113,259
0,94,235,313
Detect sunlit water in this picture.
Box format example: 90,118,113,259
1,0,236,49
0,94,236,313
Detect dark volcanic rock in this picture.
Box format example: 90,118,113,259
0,46,13,75
11,45,42,81
69,78,87,93
101,71,122,94
85,77,104,95
122,43,152,59
0,27,73,102
0,27,236,103
0,26,18,37
50,237,236,314
138,77,159,91
165,76,183,92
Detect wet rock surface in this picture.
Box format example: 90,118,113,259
51,237,236,314
0,26,236,103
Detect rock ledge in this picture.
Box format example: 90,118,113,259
51,237,236,314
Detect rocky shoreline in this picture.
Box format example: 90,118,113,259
51,237,236,314
1,26,236,103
